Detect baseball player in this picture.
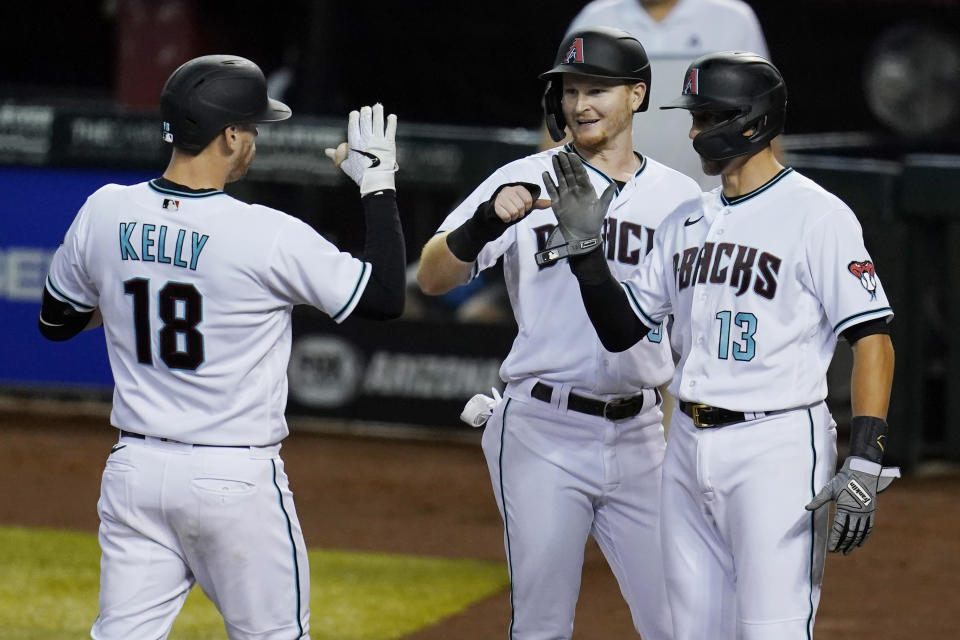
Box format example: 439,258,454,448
548,52,900,639
37,55,405,640
417,28,701,639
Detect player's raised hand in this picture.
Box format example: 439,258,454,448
324,103,399,195
536,152,614,266
493,184,552,223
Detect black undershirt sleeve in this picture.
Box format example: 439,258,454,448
568,249,652,352
444,182,541,262
38,288,94,341
352,190,407,320
840,317,891,344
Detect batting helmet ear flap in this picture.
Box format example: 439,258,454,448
543,80,567,142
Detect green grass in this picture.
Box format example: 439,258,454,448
0,526,507,640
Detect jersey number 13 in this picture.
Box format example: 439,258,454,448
124,278,204,370
715,310,757,361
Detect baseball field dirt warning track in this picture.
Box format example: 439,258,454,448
0,405,957,639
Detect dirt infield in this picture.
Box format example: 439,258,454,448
1,404,957,639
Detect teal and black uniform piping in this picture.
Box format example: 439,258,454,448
833,308,893,335
499,399,517,639
621,281,658,330
45,276,95,311
805,408,817,640
332,262,370,322
271,459,304,637
148,177,225,198
563,143,647,195
720,167,793,206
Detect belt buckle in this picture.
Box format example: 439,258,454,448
603,396,636,421
690,403,712,428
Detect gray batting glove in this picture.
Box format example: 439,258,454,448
536,152,616,266
324,103,398,196
806,456,900,554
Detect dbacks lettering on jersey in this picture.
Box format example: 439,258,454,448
534,218,655,271
673,241,782,299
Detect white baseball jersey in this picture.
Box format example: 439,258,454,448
620,167,894,410
567,0,769,189
46,179,371,445
438,144,702,395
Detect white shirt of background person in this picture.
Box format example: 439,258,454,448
566,0,769,189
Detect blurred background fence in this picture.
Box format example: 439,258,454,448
2,0,960,471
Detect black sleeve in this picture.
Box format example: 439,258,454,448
444,182,541,262
841,317,891,344
38,288,94,341
568,249,652,352
351,190,407,320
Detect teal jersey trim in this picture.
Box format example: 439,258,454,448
332,262,370,322
46,276,95,311
621,281,659,329
806,408,817,640
148,179,224,198
561,144,648,196
720,167,794,206
271,459,304,638
833,307,893,335
499,399,516,639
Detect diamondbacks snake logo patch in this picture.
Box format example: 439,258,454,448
848,260,878,300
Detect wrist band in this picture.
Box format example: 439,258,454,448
445,182,541,262
849,415,888,464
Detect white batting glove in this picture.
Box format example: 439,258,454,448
324,103,398,196
460,388,502,428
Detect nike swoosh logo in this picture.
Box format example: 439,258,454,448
684,215,704,226
352,149,381,168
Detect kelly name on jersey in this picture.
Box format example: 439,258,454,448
119,222,209,271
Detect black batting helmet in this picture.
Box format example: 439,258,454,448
161,55,292,153
541,27,652,142
661,51,786,161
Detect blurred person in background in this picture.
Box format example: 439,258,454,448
417,27,701,639
558,0,770,189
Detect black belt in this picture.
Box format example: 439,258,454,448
120,430,248,448
679,402,749,428
532,382,656,421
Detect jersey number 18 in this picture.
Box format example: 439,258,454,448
124,278,204,370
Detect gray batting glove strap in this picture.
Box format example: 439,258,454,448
806,456,901,554
535,227,602,266
537,152,616,266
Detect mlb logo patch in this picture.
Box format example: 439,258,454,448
565,38,584,64
683,69,700,95
162,198,180,212
162,121,173,143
